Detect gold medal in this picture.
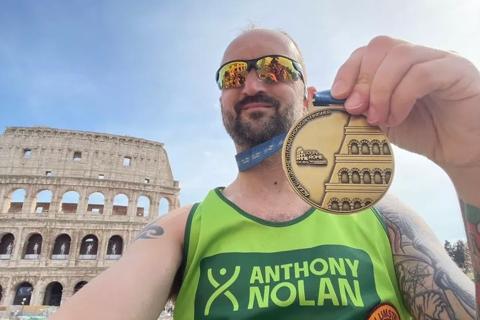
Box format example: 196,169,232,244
282,106,394,214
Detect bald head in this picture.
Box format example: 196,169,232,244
221,28,306,78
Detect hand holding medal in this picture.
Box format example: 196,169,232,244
282,90,394,214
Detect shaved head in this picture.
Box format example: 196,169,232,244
221,28,306,80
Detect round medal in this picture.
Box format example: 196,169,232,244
282,106,394,214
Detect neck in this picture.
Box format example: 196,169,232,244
223,153,311,221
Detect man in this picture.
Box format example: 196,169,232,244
52,29,480,319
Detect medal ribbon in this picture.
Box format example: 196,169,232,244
235,133,287,172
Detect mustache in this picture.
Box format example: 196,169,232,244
234,93,281,114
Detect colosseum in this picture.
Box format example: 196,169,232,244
0,127,180,318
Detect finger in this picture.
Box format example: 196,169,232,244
345,36,401,115
387,55,471,127
331,46,365,100
369,44,447,124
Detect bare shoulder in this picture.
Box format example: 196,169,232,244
374,194,475,319
135,204,194,244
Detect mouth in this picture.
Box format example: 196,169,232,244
241,102,273,111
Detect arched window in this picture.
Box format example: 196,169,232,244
374,170,383,184
113,194,129,215
329,199,340,211
371,141,381,155
361,141,370,155
51,234,71,259
341,200,351,211
87,192,105,214
382,142,391,155
362,170,371,184
351,170,361,184
106,235,123,259
136,195,150,217
349,140,359,155
73,281,87,294
0,233,14,258
35,190,52,214
79,235,98,259
385,170,392,184
353,199,362,210
339,169,349,183
43,282,63,306
61,191,80,214
158,198,170,216
8,189,26,213
13,282,33,305
24,233,42,259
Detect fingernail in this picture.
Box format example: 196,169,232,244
367,108,379,124
332,80,347,96
345,92,364,111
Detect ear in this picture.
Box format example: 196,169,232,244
303,86,317,109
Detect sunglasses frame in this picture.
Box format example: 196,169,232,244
215,55,305,90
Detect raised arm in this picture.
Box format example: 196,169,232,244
377,196,475,319
51,205,191,320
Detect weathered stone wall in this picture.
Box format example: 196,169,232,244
0,127,180,308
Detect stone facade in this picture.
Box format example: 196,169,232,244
0,127,180,313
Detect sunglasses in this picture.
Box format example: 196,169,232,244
216,55,305,90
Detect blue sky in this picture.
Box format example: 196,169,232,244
1,0,479,241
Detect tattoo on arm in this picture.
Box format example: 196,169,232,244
136,224,165,240
377,200,475,319
460,200,480,317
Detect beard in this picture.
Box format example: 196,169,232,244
222,93,296,150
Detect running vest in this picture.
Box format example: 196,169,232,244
174,188,412,320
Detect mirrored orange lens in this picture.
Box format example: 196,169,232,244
218,61,248,89
256,56,299,83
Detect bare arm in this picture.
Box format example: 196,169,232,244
376,195,475,319
51,205,191,320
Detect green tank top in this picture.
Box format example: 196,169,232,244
174,188,411,320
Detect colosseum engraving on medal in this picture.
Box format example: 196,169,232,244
295,147,328,166
0,127,180,315
282,107,394,214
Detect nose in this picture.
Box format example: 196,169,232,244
240,69,267,96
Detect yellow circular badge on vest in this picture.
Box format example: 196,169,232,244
282,107,394,214
367,303,400,320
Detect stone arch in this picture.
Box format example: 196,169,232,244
351,168,361,184
360,140,370,155
23,233,42,259
73,281,88,294
361,169,371,184
13,281,33,305
87,192,105,214
382,141,391,155
364,198,373,207
113,193,129,215
349,140,359,155
371,140,381,155
373,169,383,184
34,189,53,214
79,234,98,259
340,198,352,211
158,197,170,216
136,195,151,217
0,233,14,256
352,198,363,210
60,191,80,214
384,169,392,184
51,234,71,259
43,281,63,306
8,188,26,213
328,198,340,211
338,168,350,184
106,235,123,258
